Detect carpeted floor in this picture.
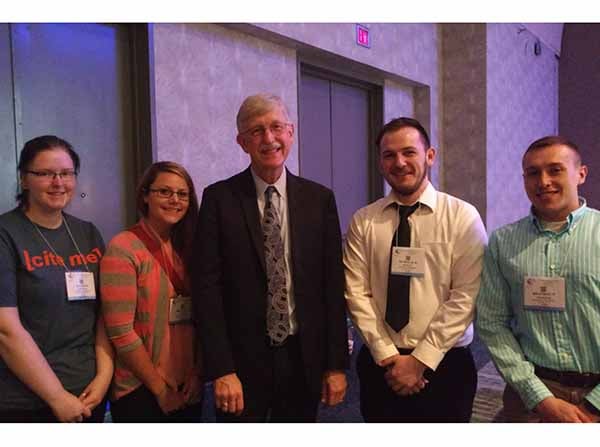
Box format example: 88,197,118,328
105,330,506,422
199,332,506,423
470,361,505,422
469,332,505,422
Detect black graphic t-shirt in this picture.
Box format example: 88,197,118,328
0,208,105,411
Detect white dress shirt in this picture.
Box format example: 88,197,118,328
344,182,487,370
251,168,297,334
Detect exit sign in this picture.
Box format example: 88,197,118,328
356,24,370,48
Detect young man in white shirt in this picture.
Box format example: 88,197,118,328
344,117,487,422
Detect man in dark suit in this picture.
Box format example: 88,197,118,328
192,93,349,422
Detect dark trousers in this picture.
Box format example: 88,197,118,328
217,335,319,423
357,344,477,422
110,385,203,423
0,398,107,423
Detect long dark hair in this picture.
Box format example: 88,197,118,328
17,135,80,208
136,161,199,264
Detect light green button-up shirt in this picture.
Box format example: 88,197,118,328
476,200,600,411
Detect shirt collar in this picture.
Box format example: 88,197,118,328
529,197,588,234
381,181,437,214
250,166,287,199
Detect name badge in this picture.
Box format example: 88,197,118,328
65,271,96,301
391,247,425,277
169,295,193,324
523,276,565,311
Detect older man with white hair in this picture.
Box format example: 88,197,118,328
192,93,348,422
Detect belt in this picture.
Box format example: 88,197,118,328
534,365,600,388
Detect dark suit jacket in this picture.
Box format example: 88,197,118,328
192,167,349,398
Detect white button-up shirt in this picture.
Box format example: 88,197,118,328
344,182,487,370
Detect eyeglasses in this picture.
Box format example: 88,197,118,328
148,188,190,201
241,122,291,139
26,170,77,181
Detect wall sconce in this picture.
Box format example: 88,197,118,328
534,39,542,56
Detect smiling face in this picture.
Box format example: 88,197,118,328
236,105,294,184
523,144,587,222
143,172,190,235
20,148,77,217
379,126,435,203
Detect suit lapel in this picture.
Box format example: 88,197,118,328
286,169,304,285
234,168,266,275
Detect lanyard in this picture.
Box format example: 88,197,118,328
30,213,90,272
144,219,175,275
132,220,187,296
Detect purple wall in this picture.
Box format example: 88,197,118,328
439,24,559,233
486,24,558,232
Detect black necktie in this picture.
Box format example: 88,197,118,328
385,203,419,332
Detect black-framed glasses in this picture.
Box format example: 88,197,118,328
148,188,190,201
25,170,77,181
241,122,291,139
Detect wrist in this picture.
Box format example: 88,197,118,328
410,355,427,375
583,399,600,416
151,380,168,397
534,396,554,413
46,387,69,408
95,368,113,382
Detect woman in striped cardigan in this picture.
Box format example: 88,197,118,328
100,161,202,422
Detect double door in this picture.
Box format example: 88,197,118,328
299,67,382,234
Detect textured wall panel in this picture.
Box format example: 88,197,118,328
154,23,298,196
256,23,438,88
486,23,558,232
441,24,487,222
153,23,440,201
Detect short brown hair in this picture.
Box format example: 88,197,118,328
375,117,431,150
523,135,582,166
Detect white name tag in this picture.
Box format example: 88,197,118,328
523,276,565,311
65,271,96,301
391,247,426,277
169,295,193,324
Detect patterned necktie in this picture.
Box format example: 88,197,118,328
385,203,419,332
263,186,290,344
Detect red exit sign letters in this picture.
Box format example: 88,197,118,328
356,24,370,48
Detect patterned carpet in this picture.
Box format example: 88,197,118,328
200,338,507,423
471,361,505,423
105,335,506,422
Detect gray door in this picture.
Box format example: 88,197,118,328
1,23,136,241
299,71,372,234
0,24,18,211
